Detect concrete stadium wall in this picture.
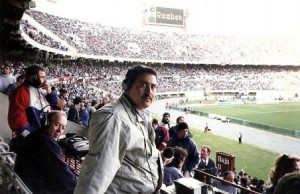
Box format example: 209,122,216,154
0,93,12,143
0,93,89,144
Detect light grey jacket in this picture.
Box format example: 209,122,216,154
74,94,162,194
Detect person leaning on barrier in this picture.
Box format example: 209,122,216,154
14,111,77,194
196,145,218,184
167,122,200,176
164,146,188,186
74,65,163,194
212,170,238,194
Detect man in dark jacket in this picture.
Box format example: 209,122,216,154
196,145,218,184
14,111,77,194
67,96,82,124
152,118,169,152
167,122,200,175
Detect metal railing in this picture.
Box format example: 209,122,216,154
0,137,32,194
194,169,260,194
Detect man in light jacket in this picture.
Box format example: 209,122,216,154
74,65,163,194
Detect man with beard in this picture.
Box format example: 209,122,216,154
7,65,58,153
160,112,171,130
74,65,163,194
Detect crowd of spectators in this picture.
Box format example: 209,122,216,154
15,10,300,96
53,61,300,94
24,10,300,65
2,59,300,193
21,20,69,52
2,58,300,99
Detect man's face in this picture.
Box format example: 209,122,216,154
36,70,46,88
102,96,109,104
127,73,157,111
295,160,300,172
3,66,11,75
177,128,188,139
79,103,85,110
163,115,170,123
152,123,158,129
178,117,184,123
46,114,67,141
225,172,235,182
201,147,209,160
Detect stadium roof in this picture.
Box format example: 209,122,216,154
0,0,36,52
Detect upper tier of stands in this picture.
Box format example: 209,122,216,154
24,9,300,65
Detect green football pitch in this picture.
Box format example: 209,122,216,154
190,102,300,131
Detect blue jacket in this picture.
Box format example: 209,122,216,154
79,109,89,127
167,136,200,174
14,129,77,194
164,166,184,186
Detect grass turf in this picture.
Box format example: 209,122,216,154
190,102,300,130
190,128,278,181
154,102,299,180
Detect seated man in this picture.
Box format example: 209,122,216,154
213,171,237,194
14,111,77,194
164,146,188,186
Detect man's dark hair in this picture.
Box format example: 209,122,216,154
167,146,188,168
122,65,157,91
59,88,68,95
24,65,46,87
163,147,174,159
163,112,170,117
152,118,159,125
16,74,25,82
91,100,98,106
4,64,12,70
176,116,184,123
73,97,83,105
177,122,189,131
25,65,45,78
274,172,300,194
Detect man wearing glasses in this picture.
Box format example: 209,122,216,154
75,65,163,194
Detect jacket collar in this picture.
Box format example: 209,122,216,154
119,94,139,124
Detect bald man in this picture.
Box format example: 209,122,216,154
14,111,77,194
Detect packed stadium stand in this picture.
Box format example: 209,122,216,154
22,9,300,65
